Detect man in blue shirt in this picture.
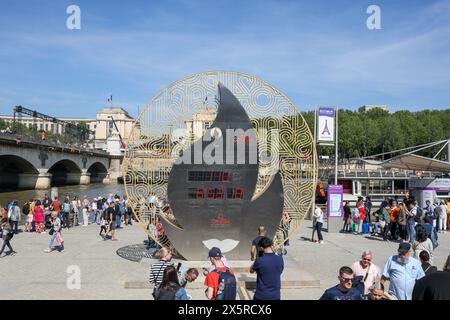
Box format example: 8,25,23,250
320,266,362,300
381,242,425,300
250,237,284,300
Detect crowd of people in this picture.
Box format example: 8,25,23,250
0,193,135,257
320,246,450,300
340,196,449,242
149,225,285,301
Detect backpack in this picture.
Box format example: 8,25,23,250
415,207,423,223
154,282,179,300
22,203,30,216
213,268,237,300
352,208,360,223
62,203,71,214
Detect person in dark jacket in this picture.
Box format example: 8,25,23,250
419,251,438,275
343,201,351,233
0,218,16,257
422,216,438,249
412,271,450,300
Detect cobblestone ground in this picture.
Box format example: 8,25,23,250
0,221,448,300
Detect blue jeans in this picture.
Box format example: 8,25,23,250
92,210,97,224
407,220,416,243
116,215,121,228
49,233,57,248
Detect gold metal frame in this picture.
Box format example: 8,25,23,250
122,71,317,255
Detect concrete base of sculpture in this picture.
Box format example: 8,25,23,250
123,258,320,294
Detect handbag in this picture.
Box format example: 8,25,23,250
56,232,63,245
49,228,54,235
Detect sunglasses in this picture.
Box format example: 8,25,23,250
340,277,353,283
362,258,372,261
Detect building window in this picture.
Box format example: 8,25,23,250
51,124,54,132
45,124,48,131
40,124,43,130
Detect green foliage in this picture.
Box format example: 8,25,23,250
252,108,449,161
309,108,450,160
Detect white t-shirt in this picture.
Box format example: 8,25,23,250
440,204,448,217
314,208,324,223
351,261,381,295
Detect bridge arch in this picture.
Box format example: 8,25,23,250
87,162,108,183
0,155,39,190
48,159,82,187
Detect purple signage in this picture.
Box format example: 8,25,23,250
319,107,335,117
327,184,343,218
317,107,335,142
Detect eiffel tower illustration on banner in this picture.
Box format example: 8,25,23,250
321,119,331,136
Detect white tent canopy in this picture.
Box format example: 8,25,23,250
380,154,450,173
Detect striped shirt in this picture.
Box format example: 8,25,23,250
149,260,173,289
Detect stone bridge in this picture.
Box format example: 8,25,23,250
0,133,121,190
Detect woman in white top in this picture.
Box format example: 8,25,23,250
438,200,448,233
71,197,79,226
82,196,90,226
313,205,324,244
413,226,434,264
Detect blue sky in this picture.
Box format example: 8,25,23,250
0,0,449,118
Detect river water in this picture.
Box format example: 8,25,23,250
0,183,127,207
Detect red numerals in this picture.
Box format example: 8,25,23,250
221,172,230,182
208,188,224,199
216,188,224,199
196,188,204,199
232,188,244,199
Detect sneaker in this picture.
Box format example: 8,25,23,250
44,249,51,253
319,240,324,244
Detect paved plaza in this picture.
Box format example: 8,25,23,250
0,221,449,300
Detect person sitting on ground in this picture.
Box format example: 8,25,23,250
251,226,266,261
250,237,284,300
351,250,381,295
154,266,188,300
320,266,362,300
419,250,438,275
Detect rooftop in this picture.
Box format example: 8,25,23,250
97,107,133,119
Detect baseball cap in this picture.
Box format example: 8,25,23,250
208,247,222,258
398,242,411,253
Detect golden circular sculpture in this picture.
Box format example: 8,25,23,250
122,71,317,259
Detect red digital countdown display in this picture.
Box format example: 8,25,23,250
188,187,244,200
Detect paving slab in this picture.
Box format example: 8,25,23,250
0,221,449,300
